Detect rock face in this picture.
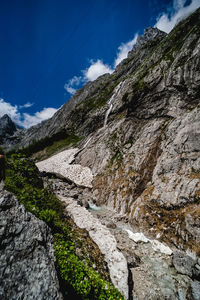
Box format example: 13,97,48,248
0,189,62,300
0,114,22,147
127,27,166,58
0,114,17,137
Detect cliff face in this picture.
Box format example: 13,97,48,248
12,9,200,253
73,8,200,254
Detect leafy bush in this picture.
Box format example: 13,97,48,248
54,235,124,300
6,153,43,188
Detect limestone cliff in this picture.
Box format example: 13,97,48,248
72,8,200,255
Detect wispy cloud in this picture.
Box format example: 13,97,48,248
0,98,58,128
65,60,114,95
64,76,83,95
19,102,34,109
114,34,138,67
155,0,200,33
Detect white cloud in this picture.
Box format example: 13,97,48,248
64,76,82,95
83,59,113,81
0,98,21,123
64,60,113,95
155,0,200,33
0,98,58,129
64,35,139,94
114,34,138,67
19,102,34,109
21,107,58,128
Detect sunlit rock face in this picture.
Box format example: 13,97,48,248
17,6,200,262
73,9,200,257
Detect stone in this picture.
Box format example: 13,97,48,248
173,251,196,277
106,221,117,229
0,114,23,148
0,189,62,300
191,280,200,300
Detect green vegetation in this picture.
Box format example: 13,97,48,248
5,154,63,220
5,154,124,300
55,235,124,299
9,129,82,160
71,82,119,125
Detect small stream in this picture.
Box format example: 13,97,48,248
42,176,187,300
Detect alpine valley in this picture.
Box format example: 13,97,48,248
1,8,200,300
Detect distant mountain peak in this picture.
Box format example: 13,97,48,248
1,113,11,120
0,114,18,144
128,26,167,58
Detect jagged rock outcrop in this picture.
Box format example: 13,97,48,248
0,114,17,137
73,8,200,256
0,189,62,300
0,114,23,147
127,27,167,57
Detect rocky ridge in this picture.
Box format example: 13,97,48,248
0,114,23,148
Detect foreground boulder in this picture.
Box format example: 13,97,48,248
0,189,62,300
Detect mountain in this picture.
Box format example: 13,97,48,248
1,8,200,299
0,114,23,148
0,114,17,141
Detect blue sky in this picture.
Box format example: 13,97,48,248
0,0,199,128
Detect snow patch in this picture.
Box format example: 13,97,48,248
126,230,149,243
126,230,173,255
36,148,93,188
58,196,128,299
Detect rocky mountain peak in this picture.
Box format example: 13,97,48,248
0,114,17,137
128,26,167,58
0,114,23,148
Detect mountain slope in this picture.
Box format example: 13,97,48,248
7,8,200,254
2,8,200,299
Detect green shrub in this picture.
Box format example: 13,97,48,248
54,235,124,300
